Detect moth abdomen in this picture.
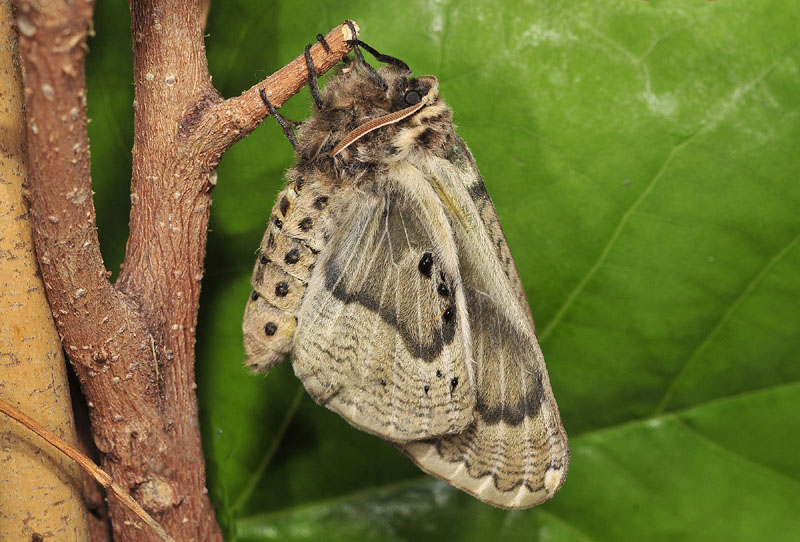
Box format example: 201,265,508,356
243,174,339,373
242,296,297,372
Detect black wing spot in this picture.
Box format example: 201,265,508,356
380,379,387,387
418,252,433,277
423,385,430,395
250,291,259,301
437,283,449,297
295,176,305,191
299,217,313,231
451,377,459,390
259,253,269,265
439,271,446,283
279,195,290,216
284,248,300,264
436,369,442,378
442,306,454,323
268,233,275,247
264,322,277,336
275,281,289,297
313,196,329,210
273,216,283,229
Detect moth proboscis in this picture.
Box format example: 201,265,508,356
243,35,569,510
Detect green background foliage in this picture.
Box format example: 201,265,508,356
86,1,800,540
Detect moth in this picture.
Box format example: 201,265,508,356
243,34,569,509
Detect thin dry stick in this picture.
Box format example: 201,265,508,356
0,399,174,542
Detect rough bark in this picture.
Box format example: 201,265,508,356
11,0,356,539
0,1,91,539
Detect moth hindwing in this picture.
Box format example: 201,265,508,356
243,43,569,509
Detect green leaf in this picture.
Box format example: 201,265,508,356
87,0,800,540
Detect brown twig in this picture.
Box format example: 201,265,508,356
13,0,357,539
0,399,174,542
191,21,358,164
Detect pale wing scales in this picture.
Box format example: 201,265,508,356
400,143,569,509
293,167,475,442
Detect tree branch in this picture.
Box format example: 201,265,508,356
13,0,358,539
191,21,358,164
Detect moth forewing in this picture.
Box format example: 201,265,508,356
292,170,476,442
243,47,568,510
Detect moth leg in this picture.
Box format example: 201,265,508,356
345,20,388,90
349,39,409,72
259,89,298,149
304,44,324,110
315,33,331,53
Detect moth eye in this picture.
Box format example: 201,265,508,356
264,322,278,336
450,377,458,390
284,248,300,264
250,291,259,301
404,89,421,105
259,253,269,265
274,281,289,297
442,306,455,323
437,283,449,297
299,217,313,231
418,252,433,277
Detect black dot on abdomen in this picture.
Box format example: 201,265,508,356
451,377,459,390
313,196,329,210
284,248,300,264
264,322,277,336
418,252,433,277
299,217,313,231
275,281,289,297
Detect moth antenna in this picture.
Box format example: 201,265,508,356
345,20,387,91
349,39,410,73
260,89,298,149
316,33,331,53
0,398,175,542
304,44,324,110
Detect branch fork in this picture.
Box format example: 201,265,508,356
12,0,357,539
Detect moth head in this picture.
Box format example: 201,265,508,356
329,69,441,157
